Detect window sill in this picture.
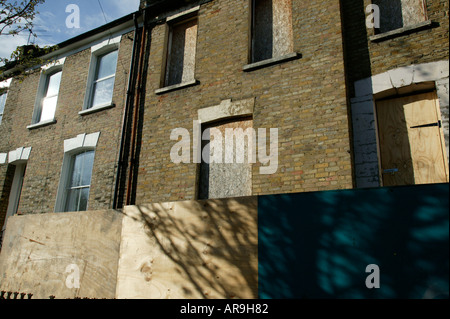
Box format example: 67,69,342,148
155,79,199,95
370,20,433,42
27,119,57,130
243,52,302,72
79,103,115,116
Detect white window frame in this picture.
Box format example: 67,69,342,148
28,65,63,129
0,91,7,125
62,149,95,212
55,132,100,212
0,78,12,125
80,36,121,115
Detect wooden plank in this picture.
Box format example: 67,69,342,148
376,91,448,186
377,96,415,186
404,92,448,184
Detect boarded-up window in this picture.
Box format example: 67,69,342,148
165,16,198,87
199,118,253,199
373,0,427,33
252,0,293,63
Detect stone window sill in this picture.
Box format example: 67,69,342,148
155,79,199,95
79,103,115,116
243,52,302,72
370,20,433,42
27,119,56,130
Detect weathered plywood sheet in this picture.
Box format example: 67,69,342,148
404,92,449,184
166,18,198,86
374,0,426,33
377,95,415,186
116,197,258,299
199,118,253,200
272,0,293,57
377,92,448,186
401,0,426,27
253,0,293,61
0,210,122,299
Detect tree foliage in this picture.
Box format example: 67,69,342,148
0,0,58,78
0,0,44,36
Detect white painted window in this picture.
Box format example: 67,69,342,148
55,132,100,212
4,163,27,224
0,78,11,125
81,36,121,113
89,50,118,109
63,150,95,212
36,70,62,123
0,91,7,125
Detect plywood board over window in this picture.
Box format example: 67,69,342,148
252,0,293,63
165,17,198,86
373,0,427,33
376,91,449,186
199,117,253,200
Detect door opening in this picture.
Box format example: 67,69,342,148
376,91,449,186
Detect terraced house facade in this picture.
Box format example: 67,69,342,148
0,0,448,299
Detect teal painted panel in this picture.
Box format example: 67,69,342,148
258,184,449,299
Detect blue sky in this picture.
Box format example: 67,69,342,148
0,0,140,60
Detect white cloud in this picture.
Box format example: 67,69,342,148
0,34,28,61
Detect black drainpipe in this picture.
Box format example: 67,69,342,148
113,12,142,209
126,8,149,207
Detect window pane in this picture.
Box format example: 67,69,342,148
78,187,89,211
65,150,94,212
97,50,118,80
69,151,95,187
65,188,80,212
69,154,82,188
0,93,7,114
91,76,115,107
80,151,95,186
65,187,89,212
40,96,57,122
46,71,62,97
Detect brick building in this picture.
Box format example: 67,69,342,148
0,15,136,236
0,0,447,299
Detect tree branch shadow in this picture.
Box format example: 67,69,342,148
123,196,258,299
